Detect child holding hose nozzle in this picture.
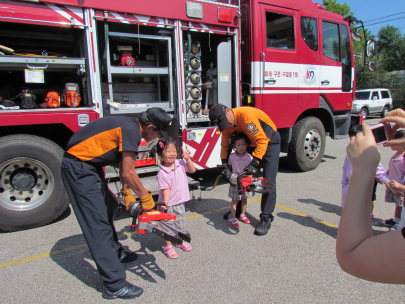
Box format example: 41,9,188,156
154,137,196,259
209,104,280,236
223,132,254,229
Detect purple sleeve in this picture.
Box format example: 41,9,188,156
375,163,389,183
179,159,188,173
341,156,349,186
157,171,169,190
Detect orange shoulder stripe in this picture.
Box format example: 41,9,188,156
68,127,122,161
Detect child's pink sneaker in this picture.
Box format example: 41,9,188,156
239,214,250,224
175,242,193,252
230,218,239,229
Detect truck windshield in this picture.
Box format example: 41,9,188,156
355,92,371,99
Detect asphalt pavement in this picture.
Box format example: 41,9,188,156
1,116,404,303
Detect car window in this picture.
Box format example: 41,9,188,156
381,90,390,99
355,91,370,99
371,91,379,99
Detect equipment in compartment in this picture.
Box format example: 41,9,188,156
16,88,36,109
44,90,61,108
62,81,81,107
0,99,19,110
184,40,203,119
202,42,233,111
102,83,157,104
190,101,201,114
117,46,136,66
136,151,156,167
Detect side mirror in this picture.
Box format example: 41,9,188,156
368,61,376,71
366,40,377,57
352,30,362,42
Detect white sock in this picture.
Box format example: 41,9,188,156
394,217,401,223
399,210,405,227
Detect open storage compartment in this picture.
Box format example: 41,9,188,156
0,21,92,111
98,21,174,115
182,30,234,126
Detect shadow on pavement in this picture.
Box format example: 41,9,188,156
50,234,104,292
185,198,249,235
277,212,338,239
51,206,73,224
323,154,338,160
50,228,166,292
277,212,387,239
297,198,342,216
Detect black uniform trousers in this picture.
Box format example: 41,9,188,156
260,131,280,215
61,155,127,291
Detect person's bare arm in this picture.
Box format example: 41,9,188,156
388,180,405,194
160,188,170,211
182,146,196,173
336,123,405,284
120,151,149,197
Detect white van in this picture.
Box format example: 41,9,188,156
352,88,393,119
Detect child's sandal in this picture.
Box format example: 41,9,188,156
163,245,178,259
239,214,251,224
175,242,193,252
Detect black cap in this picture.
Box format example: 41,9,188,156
208,104,229,131
145,108,172,140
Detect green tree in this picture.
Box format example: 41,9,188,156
322,0,353,17
377,25,405,71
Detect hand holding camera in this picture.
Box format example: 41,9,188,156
379,108,405,147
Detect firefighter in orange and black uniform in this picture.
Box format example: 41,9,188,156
61,108,171,300
209,104,280,236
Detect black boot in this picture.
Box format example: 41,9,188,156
102,282,143,300
254,213,274,236
118,248,138,263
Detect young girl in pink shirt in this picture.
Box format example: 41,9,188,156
227,132,253,229
156,138,196,259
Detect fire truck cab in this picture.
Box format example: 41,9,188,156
240,0,354,171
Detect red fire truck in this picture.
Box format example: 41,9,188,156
0,0,359,231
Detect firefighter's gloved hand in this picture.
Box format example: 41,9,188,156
221,167,232,183
120,189,136,211
140,191,155,210
244,157,261,175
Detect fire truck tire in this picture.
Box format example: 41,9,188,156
287,117,326,172
0,135,69,231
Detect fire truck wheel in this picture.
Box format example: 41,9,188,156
0,135,69,231
287,117,326,172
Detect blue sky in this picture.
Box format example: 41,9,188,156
314,0,405,37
